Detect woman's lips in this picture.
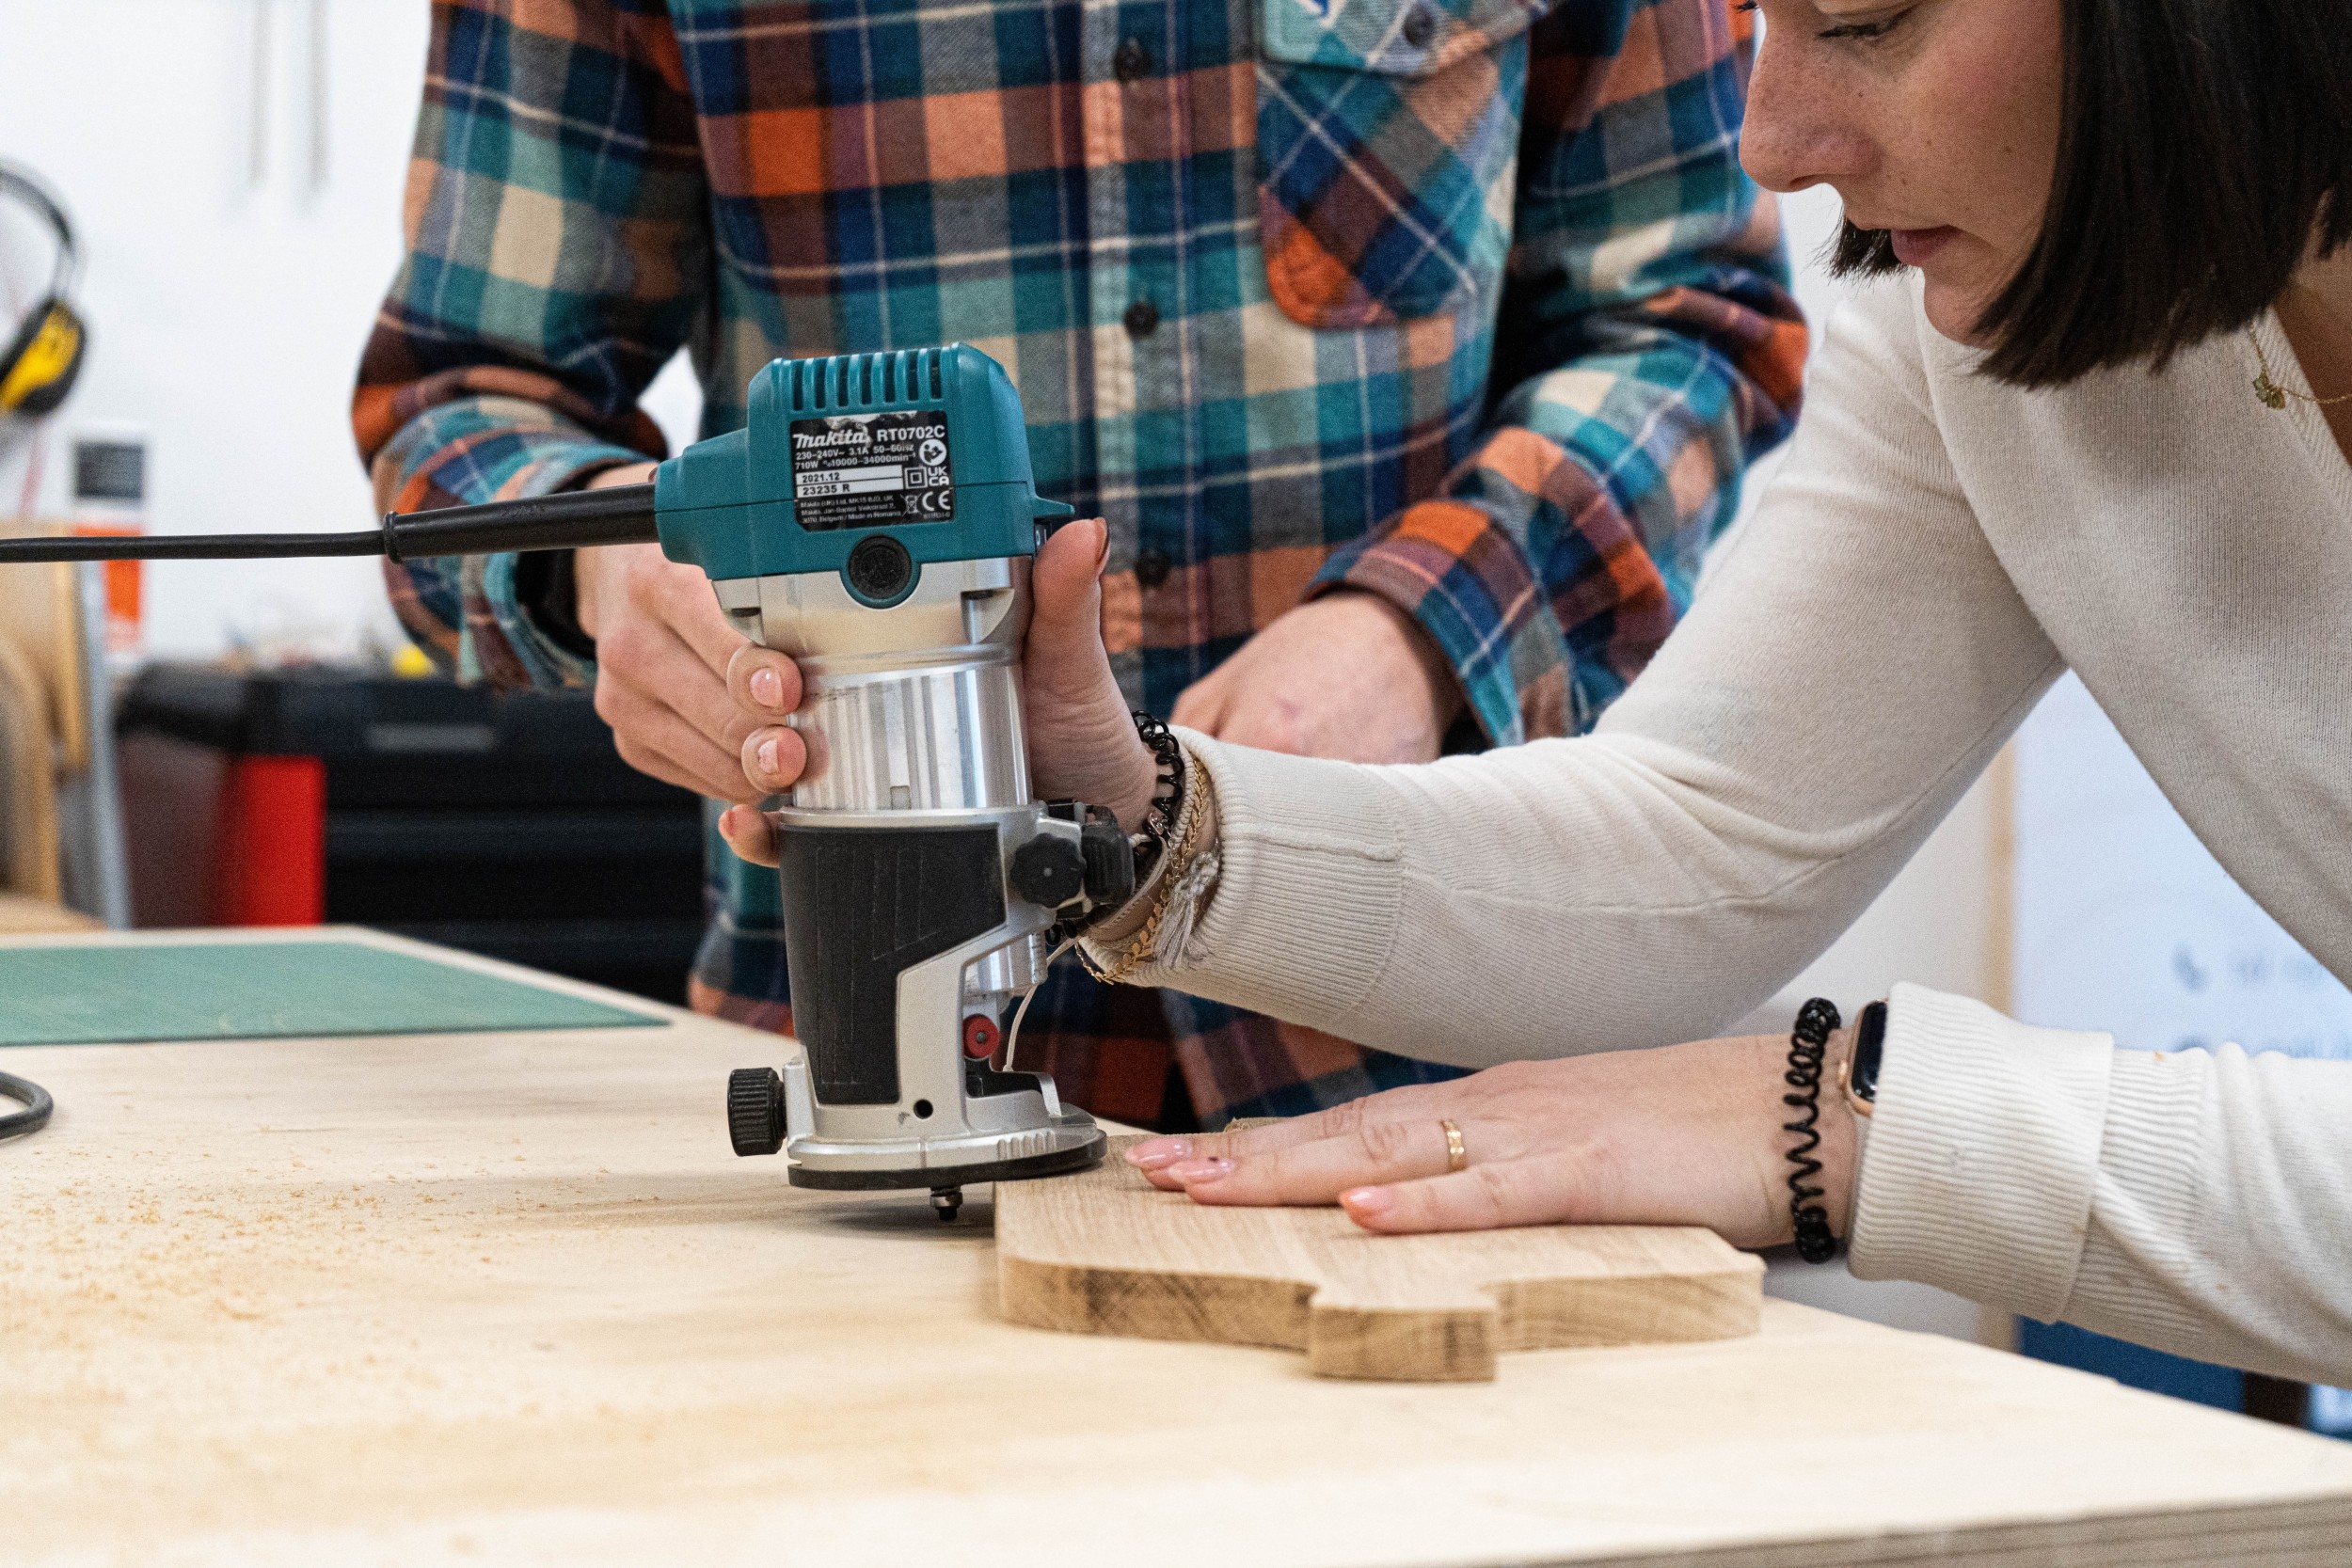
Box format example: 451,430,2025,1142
1889,226,1961,266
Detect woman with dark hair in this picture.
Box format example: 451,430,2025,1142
721,0,2352,1381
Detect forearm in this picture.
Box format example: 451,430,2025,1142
1125,285,2060,1063
1316,295,1804,746
355,0,706,689
1131,724,1996,1065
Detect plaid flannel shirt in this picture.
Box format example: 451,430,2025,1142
357,0,1804,1129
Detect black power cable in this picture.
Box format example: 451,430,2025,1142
0,1070,53,1140
0,531,385,561
0,483,660,564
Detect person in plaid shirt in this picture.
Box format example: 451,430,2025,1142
355,0,1804,1131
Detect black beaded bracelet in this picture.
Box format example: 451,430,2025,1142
1783,996,1844,1265
1131,710,1185,878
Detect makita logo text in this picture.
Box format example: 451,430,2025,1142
794,427,873,449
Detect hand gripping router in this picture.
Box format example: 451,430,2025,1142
678,347,1127,1217
3,345,1128,1216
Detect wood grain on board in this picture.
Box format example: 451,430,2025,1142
998,1137,1762,1380
8,927,2352,1567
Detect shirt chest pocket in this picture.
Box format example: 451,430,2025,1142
1256,0,1543,328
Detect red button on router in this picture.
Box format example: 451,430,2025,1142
962,1015,1002,1060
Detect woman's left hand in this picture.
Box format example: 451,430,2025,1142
1125,1033,1857,1248
718,516,1158,866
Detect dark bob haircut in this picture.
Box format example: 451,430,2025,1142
1833,0,2352,388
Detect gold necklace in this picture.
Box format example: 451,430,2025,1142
2249,327,2352,411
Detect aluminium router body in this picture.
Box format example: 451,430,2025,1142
684,347,1114,1213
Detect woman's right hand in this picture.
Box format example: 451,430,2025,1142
718,516,1159,866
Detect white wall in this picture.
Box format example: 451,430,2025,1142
0,0,699,662
1,0,425,659
2014,673,2352,1059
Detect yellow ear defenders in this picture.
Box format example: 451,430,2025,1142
0,164,87,419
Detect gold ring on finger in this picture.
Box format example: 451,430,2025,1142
1439,1118,1467,1174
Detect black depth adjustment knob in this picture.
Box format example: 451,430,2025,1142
1080,816,1135,908
727,1067,787,1156
1009,833,1087,909
844,533,914,603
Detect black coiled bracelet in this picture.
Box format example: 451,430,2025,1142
1784,997,1843,1264
1130,710,1186,879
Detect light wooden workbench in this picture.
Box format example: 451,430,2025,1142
7,928,2352,1566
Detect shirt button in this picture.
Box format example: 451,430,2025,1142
1113,37,1153,83
1401,6,1435,47
1122,299,1160,340
1134,548,1172,589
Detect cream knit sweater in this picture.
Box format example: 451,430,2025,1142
1132,275,2352,1384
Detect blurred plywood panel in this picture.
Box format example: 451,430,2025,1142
0,634,59,898
0,522,87,769
0,890,96,932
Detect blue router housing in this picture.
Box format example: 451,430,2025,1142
651,344,1072,589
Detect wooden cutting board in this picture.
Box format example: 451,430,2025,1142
997,1139,1764,1381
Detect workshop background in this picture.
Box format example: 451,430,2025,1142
0,0,2343,1435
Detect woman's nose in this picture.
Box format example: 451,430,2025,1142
1740,41,1869,197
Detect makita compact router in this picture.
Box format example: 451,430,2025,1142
5,346,1132,1216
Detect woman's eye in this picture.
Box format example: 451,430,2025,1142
1730,2,1908,40
1819,11,1907,40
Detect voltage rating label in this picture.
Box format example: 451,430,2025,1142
788,410,955,531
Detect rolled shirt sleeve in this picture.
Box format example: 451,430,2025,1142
352,0,710,690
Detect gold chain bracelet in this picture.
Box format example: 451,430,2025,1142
1081,752,1206,986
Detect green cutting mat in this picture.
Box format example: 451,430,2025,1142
0,942,666,1046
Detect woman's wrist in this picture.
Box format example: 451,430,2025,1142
1109,736,1161,832
1777,1004,1862,1260
1819,1023,1863,1241
1082,745,1221,980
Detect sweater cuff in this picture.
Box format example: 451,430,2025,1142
2062,1047,2211,1352
1120,731,1406,1029
1848,982,2115,1323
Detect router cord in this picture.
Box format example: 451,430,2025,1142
0,531,386,561
0,483,660,563
0,1070,54,1141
